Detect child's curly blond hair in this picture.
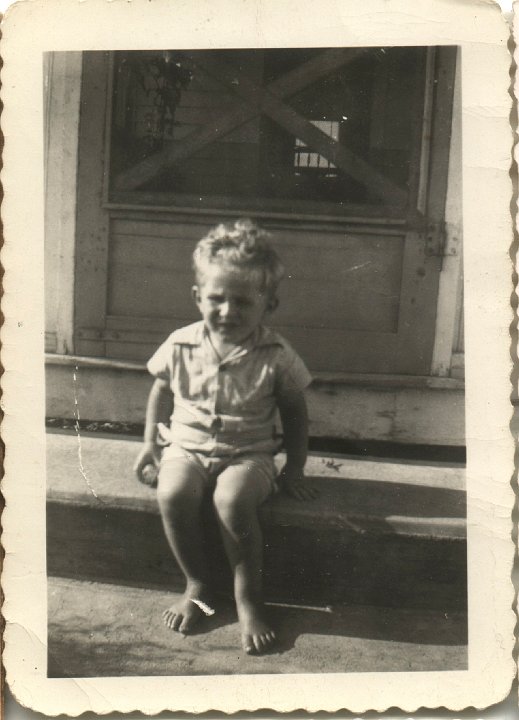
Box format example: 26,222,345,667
193,219,285,296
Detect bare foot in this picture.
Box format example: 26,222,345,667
162,588,214,634
237,600,276,655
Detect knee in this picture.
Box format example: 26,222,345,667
157,475,201,517
213,487,237,520
213,487,252,532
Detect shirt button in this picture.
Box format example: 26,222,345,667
211,416,223,434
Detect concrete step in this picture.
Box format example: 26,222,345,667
47,576,467,677
46,430,467,611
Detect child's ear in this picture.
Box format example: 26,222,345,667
192,285,201,303
267,295,279,313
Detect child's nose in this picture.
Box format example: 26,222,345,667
220,301,236,317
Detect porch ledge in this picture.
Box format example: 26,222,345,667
46,353,145,372
45,353,465,391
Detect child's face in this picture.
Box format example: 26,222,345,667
193,263,276,345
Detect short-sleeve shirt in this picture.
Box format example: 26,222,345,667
147,321,312,456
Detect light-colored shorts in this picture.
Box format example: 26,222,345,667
160,443,278,497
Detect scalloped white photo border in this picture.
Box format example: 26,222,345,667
1,0,515,714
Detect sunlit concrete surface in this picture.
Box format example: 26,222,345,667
48,577,467,677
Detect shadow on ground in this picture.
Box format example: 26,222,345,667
47,577,467,678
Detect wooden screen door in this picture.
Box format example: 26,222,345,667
74,47,457,375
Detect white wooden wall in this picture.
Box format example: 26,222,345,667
431,50,464,378
44,52,82,354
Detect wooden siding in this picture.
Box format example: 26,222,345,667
107,218,404,335
75,212,440,374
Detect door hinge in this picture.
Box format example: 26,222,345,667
425,221,459,257
425,221,446,256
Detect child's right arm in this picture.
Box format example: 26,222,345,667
133,377,173,483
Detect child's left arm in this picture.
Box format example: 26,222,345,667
277,389,318,501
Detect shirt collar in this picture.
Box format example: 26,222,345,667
255,325,283,348
172,321,205,346
173,321,282,349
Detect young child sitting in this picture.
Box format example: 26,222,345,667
134,218,316,655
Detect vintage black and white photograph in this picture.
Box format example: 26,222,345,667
44,44,468,677
1,0,514,714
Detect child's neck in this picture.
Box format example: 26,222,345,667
208,334,235,361
207,328,256,361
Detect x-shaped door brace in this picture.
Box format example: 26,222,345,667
115,47,407,206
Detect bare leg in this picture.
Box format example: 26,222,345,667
157,458,211,633
213,462,275,654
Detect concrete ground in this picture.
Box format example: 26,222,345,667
48,576,467,677
46,430,467,677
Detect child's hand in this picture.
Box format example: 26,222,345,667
277,464,319,501
133,442,161,486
